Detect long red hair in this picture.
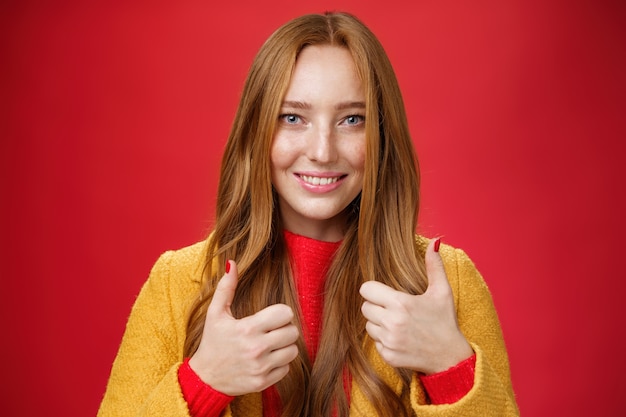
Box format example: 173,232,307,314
184,12,427,417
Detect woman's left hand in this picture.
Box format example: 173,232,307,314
360,238,474,374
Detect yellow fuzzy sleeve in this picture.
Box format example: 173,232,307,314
409,245,520,416
97,245,203,416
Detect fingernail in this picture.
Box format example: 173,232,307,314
225,260,231,273
434,238,442,253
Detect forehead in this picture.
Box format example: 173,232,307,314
283,45,364,103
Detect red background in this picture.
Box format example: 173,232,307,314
1,0,624,415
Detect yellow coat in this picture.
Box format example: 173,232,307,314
98,238,519,416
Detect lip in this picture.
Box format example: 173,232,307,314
294,171,346,193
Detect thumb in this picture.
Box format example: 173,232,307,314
207,260,238,317
425,238,448,292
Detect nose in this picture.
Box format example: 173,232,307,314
307,125,337,163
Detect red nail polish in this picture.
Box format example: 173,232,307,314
434,238,441,253
225,260,231,273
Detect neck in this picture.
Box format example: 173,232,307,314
279,208,348,242
280,221,345,242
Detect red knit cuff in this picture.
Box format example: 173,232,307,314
178,357,234,416
419,354,476,405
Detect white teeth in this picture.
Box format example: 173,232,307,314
301,175,340,185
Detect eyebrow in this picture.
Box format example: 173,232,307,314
281,100,366,111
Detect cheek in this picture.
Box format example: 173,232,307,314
345,139,366,173
270,137,289,170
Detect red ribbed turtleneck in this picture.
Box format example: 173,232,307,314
262,230,342,417
283,229,341,362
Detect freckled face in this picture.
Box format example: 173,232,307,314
271,45,366,242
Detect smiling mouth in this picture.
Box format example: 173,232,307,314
299,175,344,185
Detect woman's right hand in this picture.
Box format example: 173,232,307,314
188,260,300,396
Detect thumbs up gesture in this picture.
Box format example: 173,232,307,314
189,261,300,395
359,239,474,374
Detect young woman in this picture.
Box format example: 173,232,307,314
98,12,519,417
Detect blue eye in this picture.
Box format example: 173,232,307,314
281,114,300,124
345,115,364,125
